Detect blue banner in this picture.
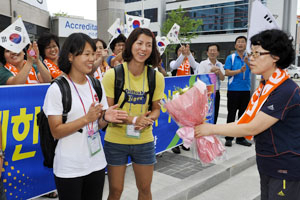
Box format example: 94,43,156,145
0,74,216,199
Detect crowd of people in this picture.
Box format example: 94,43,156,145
0,27,299,200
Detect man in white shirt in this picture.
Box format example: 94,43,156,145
196,43,225,124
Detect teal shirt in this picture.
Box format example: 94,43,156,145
0,64,39,85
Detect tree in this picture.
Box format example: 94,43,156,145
161,6,203,44
53,11,69,17
161,6,203,72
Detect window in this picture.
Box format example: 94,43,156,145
166,0,249,35
145,8,158,22
125,0,141,3
127,8,158,23
127,10,142,16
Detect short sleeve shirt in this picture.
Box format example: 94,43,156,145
255,79,300,180
224,52,251,91
43,75,108,178
106,55,115,67
102,62,165,144
0,64,39,85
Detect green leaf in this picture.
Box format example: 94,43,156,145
161,5,203,54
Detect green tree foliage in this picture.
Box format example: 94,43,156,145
161,6,203,72
53,11,69,17
161,6,203,44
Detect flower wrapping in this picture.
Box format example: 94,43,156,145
163,80,226,164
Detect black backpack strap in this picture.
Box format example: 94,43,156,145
52,76,71,123
89,76,103,102
114,64,128,108
147,66,156,111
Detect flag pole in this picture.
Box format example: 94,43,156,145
176,35,183,47
141,0,144,18
248,0,257,95
106,35,117,51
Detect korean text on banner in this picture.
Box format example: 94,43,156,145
0,74,216,199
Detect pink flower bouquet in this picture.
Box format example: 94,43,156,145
163,80,226,165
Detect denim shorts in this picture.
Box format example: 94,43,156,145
104,141,156,166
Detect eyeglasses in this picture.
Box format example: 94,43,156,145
115,43,125,47
249,51,270,58
45,45,58,50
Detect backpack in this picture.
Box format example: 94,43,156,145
114,64,156,110
37,76,102,168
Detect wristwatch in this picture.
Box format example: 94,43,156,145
0,150,5,159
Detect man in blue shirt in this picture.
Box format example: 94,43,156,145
223,36,252,147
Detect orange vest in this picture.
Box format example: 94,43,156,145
43,59,62,79
176,58,191,76
4,62,39,84
94,61,110,80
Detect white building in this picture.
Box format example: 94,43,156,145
0,0,50,40
0,0,98,48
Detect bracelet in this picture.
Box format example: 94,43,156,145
132,116,138,125
0,150,5,159
102,111,110,123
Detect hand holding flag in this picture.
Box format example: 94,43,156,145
166,23,181,45
0,18,30,53
156,36,170,55
107,18,124,50
107,18,122,38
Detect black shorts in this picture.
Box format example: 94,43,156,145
260,173,300,200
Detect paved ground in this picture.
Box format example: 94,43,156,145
32,79,261,200
34,77,300,200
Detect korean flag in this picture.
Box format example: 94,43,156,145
0,18,30,53
125,14,151,36
247,0,280,52
166,23,181,44
156,36,170,55
107,18,123,38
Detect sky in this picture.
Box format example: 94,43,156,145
47,0,97,20
47,0,300,21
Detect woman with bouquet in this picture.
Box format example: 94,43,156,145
102,28,165,200
194,29,300,199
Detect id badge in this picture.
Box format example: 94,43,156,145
87,131,101,156
126,125,140,138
